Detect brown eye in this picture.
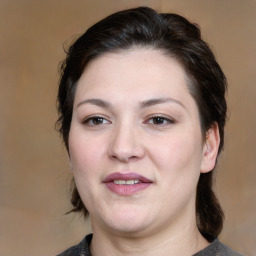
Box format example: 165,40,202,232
83,116,111,126
91,117,104,125
145,116,174,126
152,117,166,124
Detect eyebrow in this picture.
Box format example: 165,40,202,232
140,97,185,109
76,97,185,109
76,98,111,108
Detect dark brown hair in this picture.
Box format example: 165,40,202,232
57,7,226,239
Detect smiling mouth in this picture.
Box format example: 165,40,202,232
103,172,152,183
103,172,152,195
113,179,140,185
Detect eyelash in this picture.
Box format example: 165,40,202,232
83,116,111,126
82,115,175,127
144,115,175,126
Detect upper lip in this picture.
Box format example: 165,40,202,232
103,172,153,183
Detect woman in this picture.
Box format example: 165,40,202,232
56,7,241,256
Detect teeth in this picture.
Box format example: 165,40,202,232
113,180,140,185
114,180,126,185
126,180,140,185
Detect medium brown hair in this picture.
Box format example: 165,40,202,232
57,7,227,239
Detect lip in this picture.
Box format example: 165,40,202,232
103,172,153,196
103,172,153,183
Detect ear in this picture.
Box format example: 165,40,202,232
201,123,220,173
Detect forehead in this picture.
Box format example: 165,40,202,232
76,48,191,100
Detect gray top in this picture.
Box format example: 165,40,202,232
57,234,242,256
192,238,242,256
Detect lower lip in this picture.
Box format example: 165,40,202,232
105,182,152,196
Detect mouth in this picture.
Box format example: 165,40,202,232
103,172,153,195
113,179,140,185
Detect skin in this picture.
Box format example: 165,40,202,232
68,48,220,256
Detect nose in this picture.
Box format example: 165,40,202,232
108,122,145,162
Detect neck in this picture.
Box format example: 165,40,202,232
90,217,209,256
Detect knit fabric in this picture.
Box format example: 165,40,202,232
57,234,242,256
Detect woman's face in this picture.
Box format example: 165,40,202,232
68,48,217,236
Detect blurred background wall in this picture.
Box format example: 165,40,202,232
0,0,255,255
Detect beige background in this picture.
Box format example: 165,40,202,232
0,0,255,255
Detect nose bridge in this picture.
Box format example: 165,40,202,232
108,117,144,162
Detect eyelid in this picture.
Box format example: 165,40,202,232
144,114,176,126
82,115,111,126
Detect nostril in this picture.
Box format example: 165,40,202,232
107,129,145,162
110,152,141,163
129,156,138,160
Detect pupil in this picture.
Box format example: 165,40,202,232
153,117,164,124
93,118,103,125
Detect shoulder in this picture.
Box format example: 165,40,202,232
56,234,92,256
57,243,80,256
194,239,243,256
216,241,243,256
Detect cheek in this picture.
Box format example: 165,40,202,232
68,132,108,207
148,130,203,176
150,131,203,207
68,130,107,175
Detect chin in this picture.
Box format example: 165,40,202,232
101,208,153,235
109,221,151,236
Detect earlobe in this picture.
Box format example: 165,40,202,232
201,123,220,173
